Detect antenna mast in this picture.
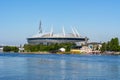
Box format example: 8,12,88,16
39,21,42,33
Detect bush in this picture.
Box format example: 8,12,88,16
3,46,19,52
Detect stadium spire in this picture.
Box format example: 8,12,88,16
39,20,42,33
63,26,65,37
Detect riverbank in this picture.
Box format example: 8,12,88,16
21,51,50,54
20,51,120,55
20,51,77,54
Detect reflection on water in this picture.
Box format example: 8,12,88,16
0,53,120,80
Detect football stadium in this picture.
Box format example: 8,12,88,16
27,21,88,45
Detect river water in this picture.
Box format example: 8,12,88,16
0,53,120,80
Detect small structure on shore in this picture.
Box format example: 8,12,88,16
88,42,102,51
80,46,92,53
59,48,66,52
70,49,81,54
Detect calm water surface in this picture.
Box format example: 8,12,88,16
0,53,120,80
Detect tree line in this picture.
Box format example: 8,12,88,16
24,43,75,52
3,46,19,52
101,37,120,52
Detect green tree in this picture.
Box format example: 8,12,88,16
3,46,19,52
11,46,19,52
100,42,107,52
110,37,119,51
100,37,120,52
3,46,11,52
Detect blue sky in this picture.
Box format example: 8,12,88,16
0,0,120,45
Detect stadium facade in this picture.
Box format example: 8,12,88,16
27,21,88,45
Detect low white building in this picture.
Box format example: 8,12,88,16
59,48,66,52
19,47,24,52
